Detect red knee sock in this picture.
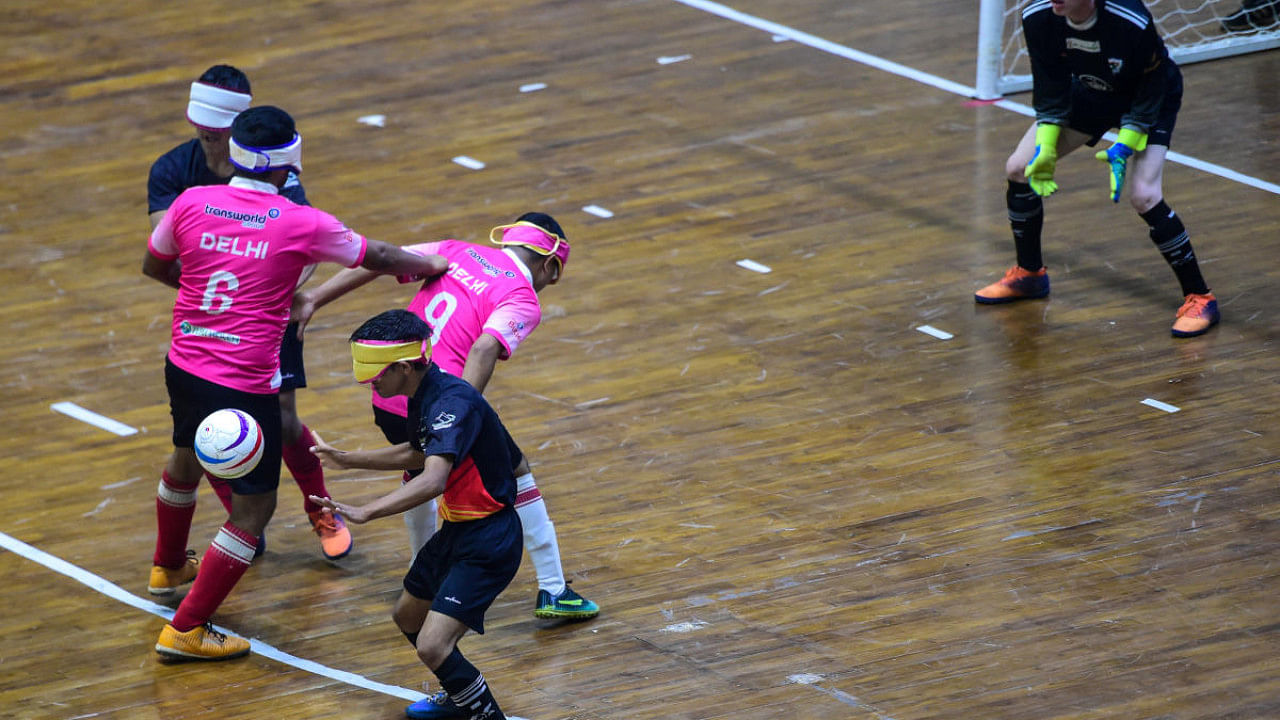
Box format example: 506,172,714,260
170,522,257,632
282,424,327,513
208,474,234,514
154,470,197,568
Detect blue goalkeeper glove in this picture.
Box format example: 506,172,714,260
1094,128,1148,203
1025,123,1061,197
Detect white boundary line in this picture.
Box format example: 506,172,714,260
0,530,425,703
668,0,1280,195
51,401,138,436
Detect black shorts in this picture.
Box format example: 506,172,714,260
278,321,307,392
1067,67,1182,149
165,357,283,495
404,506,522,634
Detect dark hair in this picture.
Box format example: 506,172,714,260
350,309,434,346
198,64,251,94
231,105,295,148
516,211,565,240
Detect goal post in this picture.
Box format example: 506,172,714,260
976,0,1280,99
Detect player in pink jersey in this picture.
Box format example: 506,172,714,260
147,65,350,561
296,212,600,622
143,106,449,661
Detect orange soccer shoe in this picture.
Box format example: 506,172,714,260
975,266,1050,304
156,622,250,661
147,550,199,596
1171,292,1220,338
308,509,353,560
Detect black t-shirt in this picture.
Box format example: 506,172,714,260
147,138,308,213
408,366,520,521
1023,0,1177,132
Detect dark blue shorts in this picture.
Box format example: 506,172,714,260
404,506,522,634
1067,67,1182,149
278,321,307,392
165,357,282,495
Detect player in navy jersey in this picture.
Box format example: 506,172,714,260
974,0,1219,338
309,310,521,720
147,65,352,560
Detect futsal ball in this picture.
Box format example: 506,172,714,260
194,408,265,479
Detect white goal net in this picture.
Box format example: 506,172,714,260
977,0,1280,98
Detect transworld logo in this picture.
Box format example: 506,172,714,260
204,203,276,229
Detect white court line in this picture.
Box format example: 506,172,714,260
668,0,1280,195
452,155,486,170
736,258,772,273
519,82,547,92
915,325,954,340
1142,398,1181,413
0,530,425,703
582,204,614,218
51,401,138,436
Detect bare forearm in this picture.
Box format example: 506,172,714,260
305,266,381,309
328,442,424,471
361,240,448,277
359,471,446,521
461,336,502,393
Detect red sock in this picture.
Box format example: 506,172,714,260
283,424,327,513
154,470,198,568
208,474,234,514
170,522,257,632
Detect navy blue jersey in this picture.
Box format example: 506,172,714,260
1023,0,1177,132
408,366,521,521
147,138,308,213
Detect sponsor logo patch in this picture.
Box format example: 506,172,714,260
1066,38,1101,53
432,412,456,431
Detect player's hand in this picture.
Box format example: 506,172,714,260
308,430,351,470
308,496,370,524
1025,124,1062,197
1094,128,1148,203
290,291,317,338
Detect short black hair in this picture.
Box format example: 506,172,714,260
198,64,251,94
516,212,565,240
231,105,295,148
350,309,434,345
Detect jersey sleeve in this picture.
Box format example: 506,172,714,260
147,203,180,260
147,153,186,214
1024,11,1071,126
307,209,369,268
1118,24,1168,133
481,289,542,359
415,390,482,462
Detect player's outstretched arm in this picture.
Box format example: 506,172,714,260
309,430,423,471
309,454,451,524
361,239,448,277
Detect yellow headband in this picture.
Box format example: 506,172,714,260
350,339,431,383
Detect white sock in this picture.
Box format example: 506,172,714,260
515,472,566,596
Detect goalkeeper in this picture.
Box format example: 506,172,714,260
974,0,1218,338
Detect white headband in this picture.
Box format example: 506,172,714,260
229,133,303,173
187,82,252,130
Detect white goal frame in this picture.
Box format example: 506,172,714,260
976,0,1280,99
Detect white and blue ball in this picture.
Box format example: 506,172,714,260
194,408,264,479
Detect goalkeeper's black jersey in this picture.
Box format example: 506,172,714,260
1022,0,1179,133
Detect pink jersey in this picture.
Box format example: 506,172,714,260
149,179,368,394
372,239,542,416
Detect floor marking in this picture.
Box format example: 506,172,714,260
788,674,898,719
0,529,426,703
661,620,709,632
667,0,1280,195
657,54,693,64
736,258,771,273
519,82,547,92
582,204,614,218
452,155,485,170
51,401,138,436
915,325,954,340
1141,398,1181,413
356,114,386,127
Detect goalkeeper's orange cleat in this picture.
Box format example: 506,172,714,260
975,266,1050,304
308,509,353,560
1171,292,1219,338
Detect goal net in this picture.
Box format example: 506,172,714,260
977,0,1280,98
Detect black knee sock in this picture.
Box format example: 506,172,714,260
434,646,505,720
1007,181,1045,271
1140,200,1209,296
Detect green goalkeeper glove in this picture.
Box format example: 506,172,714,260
1025,124,1061,197
1094,127,1148,203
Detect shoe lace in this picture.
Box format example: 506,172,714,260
201,622,229,643
1178,294,1210,318
313,512,340,534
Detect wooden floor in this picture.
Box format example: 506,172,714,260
1,0,1278,718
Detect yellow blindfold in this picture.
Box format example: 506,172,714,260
350,339,431,383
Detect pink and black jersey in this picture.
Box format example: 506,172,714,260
372,240,542,417
149,178,368,394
